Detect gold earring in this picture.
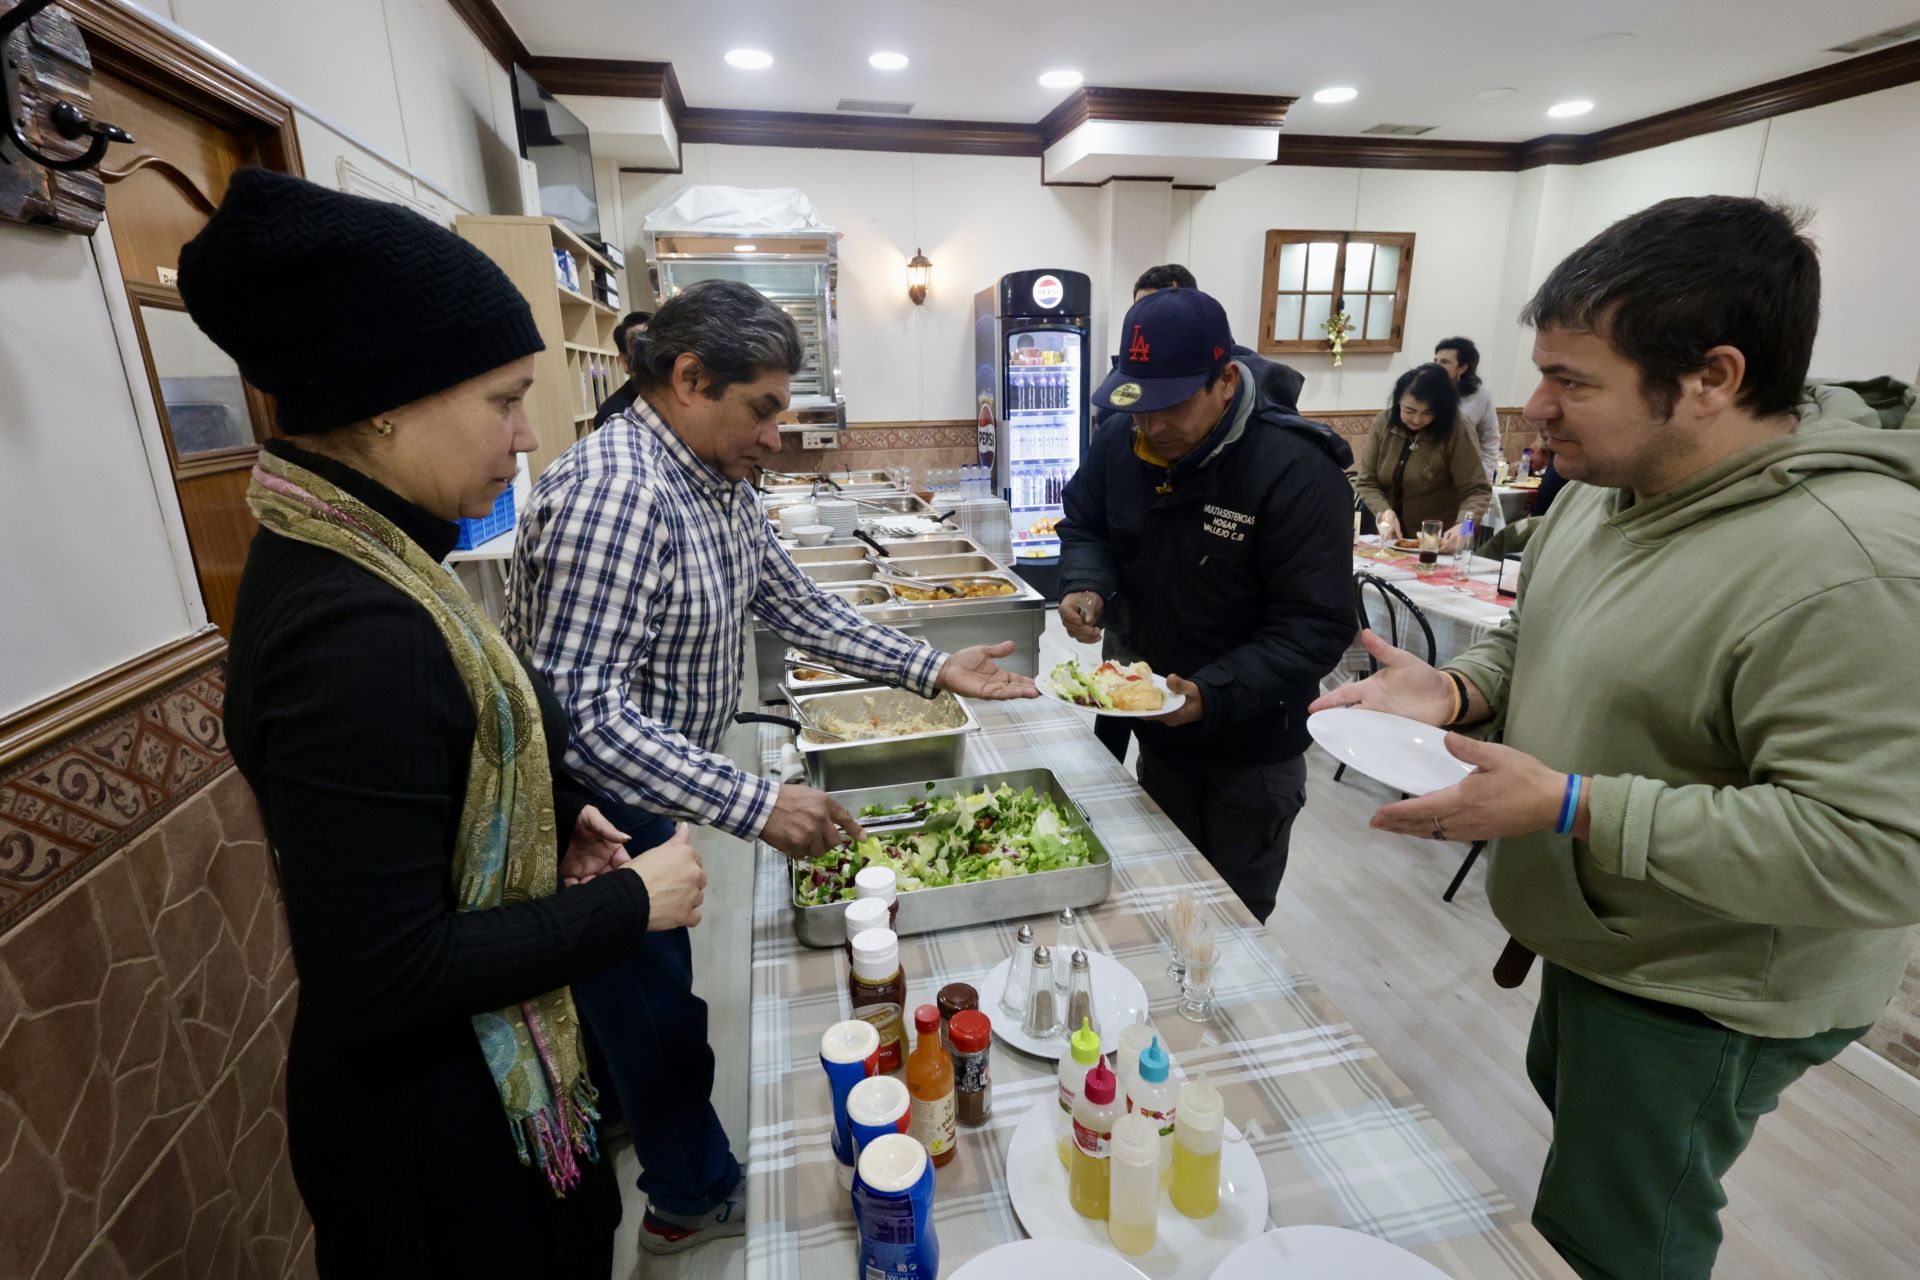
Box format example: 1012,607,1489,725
374,419,395,437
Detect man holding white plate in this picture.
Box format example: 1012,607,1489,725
1311,196,1920,1280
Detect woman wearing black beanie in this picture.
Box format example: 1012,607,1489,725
181,168,706,1277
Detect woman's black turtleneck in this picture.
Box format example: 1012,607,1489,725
225,439,637,1273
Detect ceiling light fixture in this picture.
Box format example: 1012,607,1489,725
1038,69,1083,89
868,51,909,70
734,244,758,253
1313,86,1358,104
1473,87,1516,100
724,49,773,70
1547,99,1594,118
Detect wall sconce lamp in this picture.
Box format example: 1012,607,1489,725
906,248,932,305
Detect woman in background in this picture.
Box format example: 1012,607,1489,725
1353,363,1491,552
1434,335,1502,478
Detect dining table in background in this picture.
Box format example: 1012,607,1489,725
1338,544,1515,678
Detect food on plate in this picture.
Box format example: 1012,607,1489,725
893,578,1017,601
1048,659,1167,712
793,783,1095,904
1393,538,1423,551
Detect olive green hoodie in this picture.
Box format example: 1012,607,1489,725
1448,417,1920,1038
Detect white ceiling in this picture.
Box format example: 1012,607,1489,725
498,0,1918,142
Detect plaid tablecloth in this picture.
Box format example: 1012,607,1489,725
743,696,1573,1278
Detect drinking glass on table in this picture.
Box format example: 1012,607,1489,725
1179,919,1217,1023
1417,520,1443,573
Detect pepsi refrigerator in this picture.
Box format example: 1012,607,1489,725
973,269,1091,557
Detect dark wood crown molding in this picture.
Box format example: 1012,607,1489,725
66,0,294,132
678,108,1043,157
446,0,528,69
1275,134,1519,172
1039,86,1295,147
521,55,685,120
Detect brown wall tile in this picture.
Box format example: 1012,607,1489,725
66,1110,255,1280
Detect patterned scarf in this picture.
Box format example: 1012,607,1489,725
247,449,599,1196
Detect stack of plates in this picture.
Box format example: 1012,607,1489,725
813,499,858,539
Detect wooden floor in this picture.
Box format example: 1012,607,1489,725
624,615,1920,1279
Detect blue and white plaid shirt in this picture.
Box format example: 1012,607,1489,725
504,403,945,838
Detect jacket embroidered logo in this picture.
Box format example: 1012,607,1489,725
1128,324,1151,363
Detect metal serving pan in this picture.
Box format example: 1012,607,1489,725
779,649,881,699
787,545,870,565
790,767,1113,946
787,687,976,791
881,573,1024,604
878,554,1002,576
824,584,892,606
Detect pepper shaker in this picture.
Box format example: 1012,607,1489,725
1023,944,1062,1039
1001,923,1036,1018
1053,906,1081,996
1064,948,1099,1044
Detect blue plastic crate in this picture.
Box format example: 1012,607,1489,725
455,485,515,550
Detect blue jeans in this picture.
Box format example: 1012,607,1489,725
570,799,742,1217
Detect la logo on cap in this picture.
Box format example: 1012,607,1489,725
1128,324,1151,363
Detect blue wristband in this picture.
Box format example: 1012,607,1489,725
1556,774,1583,836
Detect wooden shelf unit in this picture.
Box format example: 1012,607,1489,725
455,215,624,475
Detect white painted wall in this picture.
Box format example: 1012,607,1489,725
169,0,519,214
0,227,198,715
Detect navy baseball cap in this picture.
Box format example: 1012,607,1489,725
1092,288,1235,414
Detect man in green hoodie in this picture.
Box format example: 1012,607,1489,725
1312,195,1920,1280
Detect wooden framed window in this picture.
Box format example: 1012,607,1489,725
1258,230,1415,356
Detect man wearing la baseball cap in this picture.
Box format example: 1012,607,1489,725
1059,288,1355,921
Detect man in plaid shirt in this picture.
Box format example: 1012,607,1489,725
504,279,1035,1253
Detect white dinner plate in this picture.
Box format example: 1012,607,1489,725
950,1239,1149,1280
978,951,1149,1059
1207,1226,1451,1279
1307,708,1472,796
1005,1097,1269,1280
1041,672,1185,720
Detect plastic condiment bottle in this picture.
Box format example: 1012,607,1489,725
855,865,900,931
849,929,908,1073
1115,1012,1154,1112
852,1133,939,1279
1169,1072,1224,1219
1068,1061,1121,1220
1131,1036,1179,1190
1056,1017,1102,1167
844,897,889,962
1107,1112,1160,1255
905,1005,957,1167
820,1019,882,1189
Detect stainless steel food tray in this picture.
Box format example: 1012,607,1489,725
779,649,881,699
788,687,977,791
790,767,1112,946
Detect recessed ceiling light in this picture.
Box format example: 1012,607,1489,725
1312,86,1358,104
868,51,909,71
1038,69,1083,89
724,49,773,70
1548,99,1594,118
734,244,758,253
1473,86,1517,100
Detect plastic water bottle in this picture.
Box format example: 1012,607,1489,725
1454,515,1477,576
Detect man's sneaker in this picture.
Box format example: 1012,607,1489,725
637,1188,746,1256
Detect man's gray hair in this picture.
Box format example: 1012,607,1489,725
630,278,803,398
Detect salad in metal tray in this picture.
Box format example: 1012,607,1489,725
793,782,1095,906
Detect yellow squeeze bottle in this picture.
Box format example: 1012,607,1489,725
1056,1018,1102,1167
1068,1061,1121,1220
1169,1072,1224,1219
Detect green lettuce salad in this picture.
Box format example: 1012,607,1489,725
793,783,1095,906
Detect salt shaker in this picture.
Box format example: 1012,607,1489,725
1001,923,1036,1018
1022,944,1062,1039
1053,906,1081,996
1064,949,1099,1044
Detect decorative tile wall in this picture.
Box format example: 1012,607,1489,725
0,659,316,1279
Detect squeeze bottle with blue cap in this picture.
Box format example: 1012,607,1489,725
820,1019,881,1189
1055,1017,1102,1167
1130,1036,1178,1189
852,1133,939,1280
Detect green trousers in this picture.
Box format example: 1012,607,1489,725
1526,963,1866,1280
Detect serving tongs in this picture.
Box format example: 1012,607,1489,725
732,708,855,743
870,563,961,597
858,800,962,835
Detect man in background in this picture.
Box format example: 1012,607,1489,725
593,309,652,428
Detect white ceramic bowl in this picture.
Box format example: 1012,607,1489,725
776,503,819,534
789,524,834,547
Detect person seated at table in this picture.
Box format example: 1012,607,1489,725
1530,425,1568,518
1434,335,1502,478
185,169,708,1275
1353,363,1492,552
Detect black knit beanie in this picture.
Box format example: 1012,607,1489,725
177,167,544,434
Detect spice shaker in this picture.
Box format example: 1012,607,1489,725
935,982,978,1054
950,1010,992,1127
1053,907,1081,996
1022,944,1062,1039
1000,923,1036,1018
1064,949,1099,1044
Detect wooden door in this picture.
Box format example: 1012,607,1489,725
90,69,282,633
